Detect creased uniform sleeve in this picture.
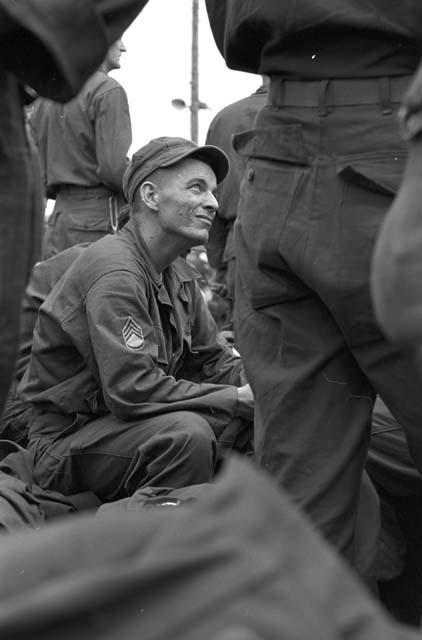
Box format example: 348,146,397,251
94,86,132,193
181,281,247,386
85,270,238,425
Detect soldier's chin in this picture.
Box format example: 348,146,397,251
186,228,209,246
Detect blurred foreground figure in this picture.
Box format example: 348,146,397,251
0,0,147,417
31,38,132,259
204,1,422,576
372,59,422,348
0,456,418,640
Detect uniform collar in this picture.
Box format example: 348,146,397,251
123,219,200,289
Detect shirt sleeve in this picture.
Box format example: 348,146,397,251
180,281,247,386
85,269,238,426
94,86,132,193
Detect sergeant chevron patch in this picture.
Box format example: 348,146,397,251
122,316,144,351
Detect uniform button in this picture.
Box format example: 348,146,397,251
247,168,255,181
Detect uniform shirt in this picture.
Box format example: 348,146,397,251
205,84,268,270
205,1,422,78
15,244,89,383
21,220,245,434
31,71,132,198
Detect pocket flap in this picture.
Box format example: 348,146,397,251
233,125,310,165
337,156,405,196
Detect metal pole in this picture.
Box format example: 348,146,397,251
190,0,199,142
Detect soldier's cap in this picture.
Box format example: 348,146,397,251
123,136,229,204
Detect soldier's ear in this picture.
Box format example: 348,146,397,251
139,181,159,211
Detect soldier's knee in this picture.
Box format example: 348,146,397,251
173,412,216,458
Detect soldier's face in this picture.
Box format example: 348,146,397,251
106,39,126,71
156,158,218,247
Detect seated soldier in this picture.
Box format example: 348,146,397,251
19,137,254,502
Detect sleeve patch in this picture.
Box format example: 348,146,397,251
122,316,144,351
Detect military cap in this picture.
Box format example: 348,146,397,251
123,136,229,204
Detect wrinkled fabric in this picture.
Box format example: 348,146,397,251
31,71,131,197
233,78,422,575
0,73,43,416
31,67,131,258
0,440,80,532
371,137,422,347
0,456,417,640
368,396,422,497
0,441,43,531
20,220,250,498
205,85,268,300
0,380,33,447
97,482,213,515
42,188,121,259
28,410,218,501
22,220,245,431
0,245,89,446
17,244,89,383
205,1,422,78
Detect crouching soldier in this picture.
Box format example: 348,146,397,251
19,137,254,502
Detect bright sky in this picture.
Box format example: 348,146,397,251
111,0,259,153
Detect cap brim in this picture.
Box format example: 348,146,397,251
160,144,229,184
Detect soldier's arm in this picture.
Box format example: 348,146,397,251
95,85,132,194
181,280,247,387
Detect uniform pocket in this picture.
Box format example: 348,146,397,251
233,125,310,308
335,151,406,267
337,152,405,197
329,151,406,325
66,207,110,232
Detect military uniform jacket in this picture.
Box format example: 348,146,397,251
21,220,244,434
30,71,132,198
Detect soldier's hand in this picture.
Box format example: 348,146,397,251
235,384,254,420
399,61,422,141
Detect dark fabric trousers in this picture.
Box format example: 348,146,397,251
234,74,422,571
29,411,219,502
43,186,119,259
0,71,43,417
